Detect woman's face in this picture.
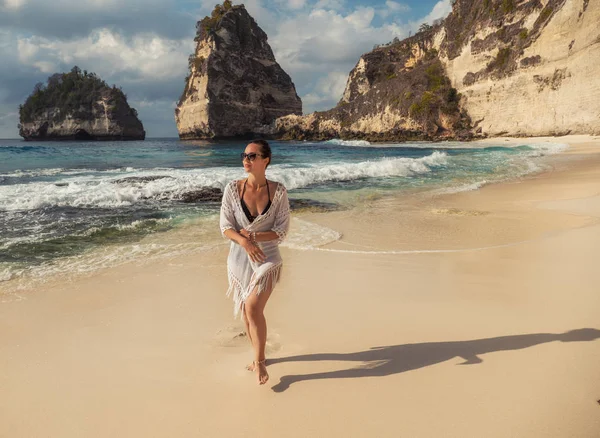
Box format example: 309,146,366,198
242,143,269,174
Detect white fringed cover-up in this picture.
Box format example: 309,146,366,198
219,180,291,318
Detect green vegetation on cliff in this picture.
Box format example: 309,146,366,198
19,66,137,124
444,0,566,80
194,1,233,42
409,59,461,124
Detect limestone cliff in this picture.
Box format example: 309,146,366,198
273,0,600,140
19,68,145,141
175,3,302,139
273,31,472,142
438,0,600,136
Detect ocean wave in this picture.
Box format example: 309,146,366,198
523,142,569,156
324,139,371,147
0,166,142,179
0,152,449,211
271,151,448,190
0,168,67,178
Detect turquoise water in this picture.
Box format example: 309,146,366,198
0,137,567,289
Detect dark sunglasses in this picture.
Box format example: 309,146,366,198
241,152,264,161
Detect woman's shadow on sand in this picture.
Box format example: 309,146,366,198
269,328,600,393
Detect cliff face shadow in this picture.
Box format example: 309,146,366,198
269,328,600,393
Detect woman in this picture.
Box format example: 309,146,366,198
219,139,291,385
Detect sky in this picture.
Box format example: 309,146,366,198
0,0,453,138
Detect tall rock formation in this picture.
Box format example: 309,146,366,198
175,3,302,139
19,67,145,141
273,0,599,141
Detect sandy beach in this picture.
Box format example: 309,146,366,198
1,135,600,437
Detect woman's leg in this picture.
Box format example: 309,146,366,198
245,280,274,385
242,305,256,371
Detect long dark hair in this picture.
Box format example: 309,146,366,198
251,139,271,168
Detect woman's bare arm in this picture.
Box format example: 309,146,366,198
240,229,279,242
224,229,266,263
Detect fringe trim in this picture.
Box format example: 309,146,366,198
227,263,283,319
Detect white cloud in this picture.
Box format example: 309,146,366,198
16,29,192,81
344,6,376,28
421,0,452,24
31,61,56,74
386,1,410,12
264,4,414,114
16,39,38,63
272,6,406,68
241,0,279,33
2,0,26,10
285,0,307,9
313,0,345,10
0,0,192,41
302,71,348,112
0,111,17,120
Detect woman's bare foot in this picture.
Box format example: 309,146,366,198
256,359,269,385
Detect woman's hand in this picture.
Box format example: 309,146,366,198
239,229,250,239
240,236,266,263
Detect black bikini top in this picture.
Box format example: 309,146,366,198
241,179,272,223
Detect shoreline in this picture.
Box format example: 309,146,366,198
0,134,582,297
1,134,600,437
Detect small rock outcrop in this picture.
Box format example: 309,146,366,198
175,2,302,139
18,67,145,141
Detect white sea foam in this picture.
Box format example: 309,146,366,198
0,238,224,295
0,152,449,211
0,215,342,294
434,180,488,195
292,238,534,255
0,143,567,212
0,167,146,179
282,218,342,249
523,142,569,156
0,168,66,178
324,139,371,147
0,266,20,283
270,151,448,190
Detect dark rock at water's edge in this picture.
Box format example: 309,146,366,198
155,186,344,212
289,198,345,213
178,188,344,212
114,176,173,185
179,187,224,203
18,66,145,141
176,2,302,139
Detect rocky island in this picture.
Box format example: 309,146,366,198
175,1,302,140
18,66,145,141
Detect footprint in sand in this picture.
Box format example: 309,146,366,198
212,325,282,353
213,325,248,348
431,208,490,217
